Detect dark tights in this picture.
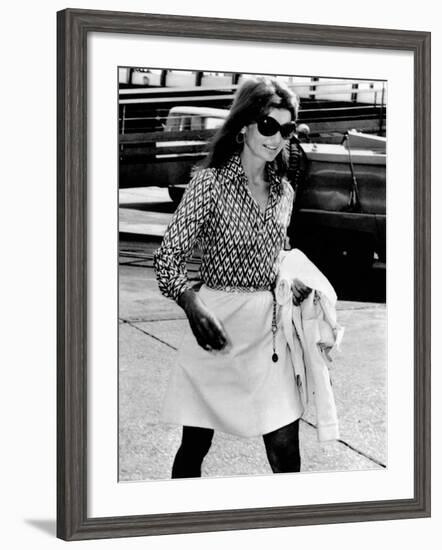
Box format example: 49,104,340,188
262,419,301,473
171,420,300,478
171,426,214,478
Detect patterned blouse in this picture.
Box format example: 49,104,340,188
153,154,294,301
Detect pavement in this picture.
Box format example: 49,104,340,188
118,188,387,481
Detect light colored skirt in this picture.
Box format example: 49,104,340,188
161,285,303,437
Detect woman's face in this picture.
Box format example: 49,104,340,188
242,107,292,165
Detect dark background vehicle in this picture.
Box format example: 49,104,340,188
288,135,385,290
119,106,228,203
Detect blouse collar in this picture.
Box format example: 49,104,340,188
220,154,283,197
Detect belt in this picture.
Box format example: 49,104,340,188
205,283,272,293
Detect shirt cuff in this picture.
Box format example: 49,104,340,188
173,281,192,303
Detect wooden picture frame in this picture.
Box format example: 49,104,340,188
57,8,431,541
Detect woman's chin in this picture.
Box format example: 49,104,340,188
262,147,279,160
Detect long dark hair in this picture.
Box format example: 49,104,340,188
201,77,299,176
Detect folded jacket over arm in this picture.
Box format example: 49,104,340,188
276,249,345,442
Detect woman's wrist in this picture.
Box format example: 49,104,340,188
177,288,198,313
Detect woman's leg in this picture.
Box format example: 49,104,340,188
171,425,214,478
263,420,301,473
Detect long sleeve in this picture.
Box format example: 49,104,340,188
153,168,215,301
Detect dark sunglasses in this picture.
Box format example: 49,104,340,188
256,115,296,139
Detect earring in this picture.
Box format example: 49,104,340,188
236,132,245,144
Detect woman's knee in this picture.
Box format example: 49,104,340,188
171,426,214,479
263,420,301,473
181,425,214,458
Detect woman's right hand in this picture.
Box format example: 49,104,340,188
178,289,229,351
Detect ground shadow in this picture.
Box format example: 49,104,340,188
25,519,56,536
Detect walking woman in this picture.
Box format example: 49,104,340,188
154,77,311,478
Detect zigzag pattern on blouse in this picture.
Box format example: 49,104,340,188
154,155,294,301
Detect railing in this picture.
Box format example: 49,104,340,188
119,69,387,102
118,79,386,137
119,77,387,102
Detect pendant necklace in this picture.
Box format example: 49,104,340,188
271,288,278,363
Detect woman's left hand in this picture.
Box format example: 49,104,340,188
291,278,312,306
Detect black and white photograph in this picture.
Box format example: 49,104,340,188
2,0,438,546
53,5,430,544
118,67,387,482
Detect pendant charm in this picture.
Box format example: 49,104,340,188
272,353,278,363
